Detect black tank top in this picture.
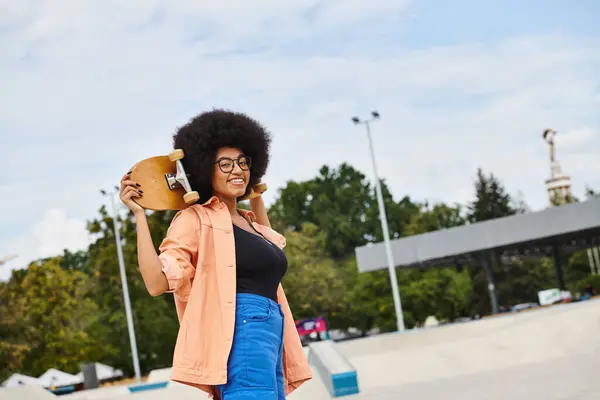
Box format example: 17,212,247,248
233,224,288,302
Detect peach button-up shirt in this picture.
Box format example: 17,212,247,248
156,197,312,398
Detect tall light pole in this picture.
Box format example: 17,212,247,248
100,187,142,382
352,111,405,332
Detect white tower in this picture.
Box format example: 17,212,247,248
543,128,573,206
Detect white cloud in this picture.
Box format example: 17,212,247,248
1,1,599,279
559,127,596,152
32,209,91,257
1,209,92,280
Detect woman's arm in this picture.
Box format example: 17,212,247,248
134,211,170,296
248,187,287,249
121,172,197,299
249,195,271,228
120,173,170,296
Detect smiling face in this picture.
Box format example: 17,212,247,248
211,147,251,201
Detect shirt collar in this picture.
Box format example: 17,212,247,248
237,208,257,222
200,196,220,206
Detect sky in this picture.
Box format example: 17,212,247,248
1,0,599,280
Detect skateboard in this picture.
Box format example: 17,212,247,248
129,149,267,211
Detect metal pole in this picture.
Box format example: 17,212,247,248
593,247,600,276
481,252,499,314
108,192,142,382
363,121,406,332
587,249,597,275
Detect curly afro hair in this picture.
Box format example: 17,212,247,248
172,109,272,203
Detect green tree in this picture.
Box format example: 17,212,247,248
565,249,599,290
468,168,516,223
280,223,347,327
0,259,107,379
270,163,418,259
36,250,91,276
397,268,473,326
59,249,90,275
339,260,398,334
0,270,30,381
494,257,556,308
405,201,466,236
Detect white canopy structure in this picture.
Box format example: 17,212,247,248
75,363,124,381
2,363,124,390
1,373,43,388
37,368,81,387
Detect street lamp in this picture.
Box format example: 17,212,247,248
100,186,142,382
351,111,405,332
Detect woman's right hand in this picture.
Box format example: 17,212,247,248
120,172,144,215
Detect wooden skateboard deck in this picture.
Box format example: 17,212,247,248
129,154,190,211
129,149,267,211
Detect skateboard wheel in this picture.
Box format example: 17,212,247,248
169,149,185,162
254,182,267,194
183,191,200,204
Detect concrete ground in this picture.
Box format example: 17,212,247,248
293,298,600,400
357,351,599,400
3,299,599,399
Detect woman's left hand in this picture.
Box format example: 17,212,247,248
241,182,267,200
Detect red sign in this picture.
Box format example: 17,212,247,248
295,317,327,336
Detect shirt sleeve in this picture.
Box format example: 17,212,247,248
274,230,286,249
158,207,200,301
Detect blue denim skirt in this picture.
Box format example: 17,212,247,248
216,293,286,399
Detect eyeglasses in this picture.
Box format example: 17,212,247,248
213,155,252,173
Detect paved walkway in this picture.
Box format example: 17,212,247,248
320,351,599,400
289,299,600,400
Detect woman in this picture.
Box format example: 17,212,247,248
119,109,311,399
